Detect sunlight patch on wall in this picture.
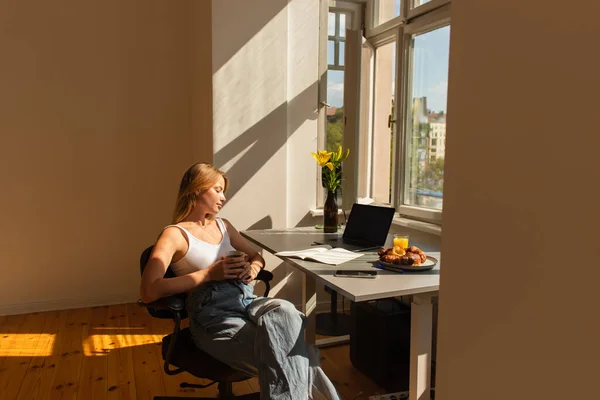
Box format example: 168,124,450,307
213,6,288,152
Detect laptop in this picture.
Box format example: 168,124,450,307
317,204,396,252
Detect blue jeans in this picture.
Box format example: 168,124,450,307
187,280,340,400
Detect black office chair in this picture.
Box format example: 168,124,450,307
138,245,274,400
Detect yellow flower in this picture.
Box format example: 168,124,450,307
340,148,350,162
330,146,350,163
311,150,333,167
311,147,350,192
330,146,342,162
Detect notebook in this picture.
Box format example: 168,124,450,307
315,204,396,252
274,247,363,265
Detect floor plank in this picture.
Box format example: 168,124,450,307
322,345,385,400
48,307,92,400
0,303,386,399
106,303,137,400
127,303,167,400
0,313,28,400
0,312,47,400
77,306,110,400
0,313,25,372
16,310,68,400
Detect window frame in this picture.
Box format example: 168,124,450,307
317,0,363,209
366,0,405,39
328,10,349,71
364,0,450,224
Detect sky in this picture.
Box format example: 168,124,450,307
327,3,449,114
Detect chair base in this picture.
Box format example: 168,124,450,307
154,381,260,400
154,393,259,400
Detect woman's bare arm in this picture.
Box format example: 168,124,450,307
224,219,265,267
223,219,265,283
140,228,211,303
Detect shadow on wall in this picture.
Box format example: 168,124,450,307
294,212,320,228
248,215,273,231
214,81,318,201
212,0,289,74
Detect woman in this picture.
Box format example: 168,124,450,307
140,162,339,400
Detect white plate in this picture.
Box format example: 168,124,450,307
378,255,438,272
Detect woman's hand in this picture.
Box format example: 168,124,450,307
238,262,262,283
208,257,247,281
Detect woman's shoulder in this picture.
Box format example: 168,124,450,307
217,217,234,230
163,223,186,233
218,218,243,239
160,224,189,243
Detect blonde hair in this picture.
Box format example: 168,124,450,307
172,163,229,224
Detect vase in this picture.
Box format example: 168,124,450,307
323,190,338,233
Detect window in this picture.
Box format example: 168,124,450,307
403,26,450,212
327,10,348,153
411,0,432,8
372,0,401,28
318,1,362,208
361,0,450,222
370,40,396,204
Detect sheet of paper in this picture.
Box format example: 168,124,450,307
275,247,363,265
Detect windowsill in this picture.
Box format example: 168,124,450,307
392,216,442,236
310,209,442,236
310,209,343,217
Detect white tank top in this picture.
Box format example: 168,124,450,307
165,218,236,276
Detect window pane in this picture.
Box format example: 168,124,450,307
411,0,431,8
328,40,335,66
328,12,336,36
373,0,401,28
372,41,396,204
339,13,346,37
326,70,344,152
403,26,450,211
339,42,345,67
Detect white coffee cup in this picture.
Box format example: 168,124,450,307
225,250,245,259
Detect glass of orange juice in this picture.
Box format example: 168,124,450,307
393,234,409,250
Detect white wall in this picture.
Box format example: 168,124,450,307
211,0,319,303
0,0,321,314
0,0,212,315
436,1,600,398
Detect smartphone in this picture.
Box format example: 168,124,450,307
334,270,378,278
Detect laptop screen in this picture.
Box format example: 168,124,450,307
342,204,396,245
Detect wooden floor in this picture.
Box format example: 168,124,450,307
0,303,386,400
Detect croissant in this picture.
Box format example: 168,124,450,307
401,252,422,266
379,246,428,267
380,254,400,263
393,246,406,256
407,246,422,253
407,246,427,263
378,248,392,256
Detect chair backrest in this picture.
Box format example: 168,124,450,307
140,245,188,319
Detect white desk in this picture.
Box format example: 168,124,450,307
242,227,440,400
